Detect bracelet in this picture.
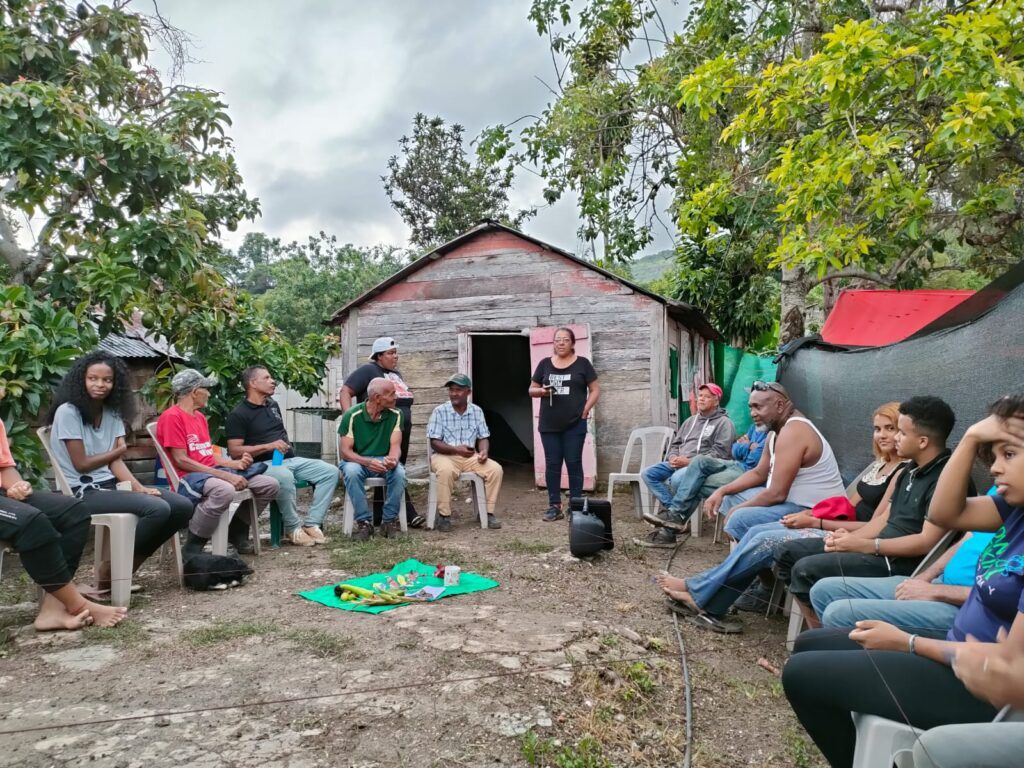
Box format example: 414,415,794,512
908,634,918,655
819,517,824,530
874,537,881,556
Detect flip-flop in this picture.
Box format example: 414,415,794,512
687,612,743,634
664,595,699,617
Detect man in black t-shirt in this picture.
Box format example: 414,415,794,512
338,336,423,527
776,395,972,625
226,366,340,546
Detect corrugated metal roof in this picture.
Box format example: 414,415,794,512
99,331,184,360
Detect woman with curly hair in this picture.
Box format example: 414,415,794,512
46,350,193,593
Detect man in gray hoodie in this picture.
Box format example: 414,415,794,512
636,383,737,548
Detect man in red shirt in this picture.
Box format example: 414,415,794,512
156,369,279,558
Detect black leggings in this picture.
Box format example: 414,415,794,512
78,484,193,562
0,490,91,593
782,628,997,768
540,419,588,507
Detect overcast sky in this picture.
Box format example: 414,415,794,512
152,0,676,257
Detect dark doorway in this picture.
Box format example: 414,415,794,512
471,334,533,465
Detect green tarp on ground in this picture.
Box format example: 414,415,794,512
297,558,499,614
711,341,778,434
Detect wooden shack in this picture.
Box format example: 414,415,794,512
327,222,720,486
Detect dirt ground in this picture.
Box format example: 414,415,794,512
0,467,824,768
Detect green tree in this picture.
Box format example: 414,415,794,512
0,1,335,472
243,232,407,343
505,0,1020,346
384,113,533,249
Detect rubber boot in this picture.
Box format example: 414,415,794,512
183,532,209,560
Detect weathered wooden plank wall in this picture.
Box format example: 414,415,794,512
334,230,692,480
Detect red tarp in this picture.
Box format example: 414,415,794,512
821,289,974,347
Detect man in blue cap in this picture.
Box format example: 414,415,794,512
426,373,503,532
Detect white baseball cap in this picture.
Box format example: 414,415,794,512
369,337,398,359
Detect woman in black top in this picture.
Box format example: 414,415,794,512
529,327,600,521
339,336,423,527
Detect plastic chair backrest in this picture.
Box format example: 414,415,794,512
146,422,182,490
618,427,675,473
36,426,75,497
910,529,959,578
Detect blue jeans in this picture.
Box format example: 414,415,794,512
264,457,341,530
811,575,959,639
540,419,588,507
687,522,826,616
720,486,806,540
641,455,744,520
340,460,406,523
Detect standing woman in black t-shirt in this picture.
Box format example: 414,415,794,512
529,327,601,521
338,337,423,527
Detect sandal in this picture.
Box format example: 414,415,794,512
687,612,743,634
664,596,698,617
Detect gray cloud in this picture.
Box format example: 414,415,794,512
152,0,675,255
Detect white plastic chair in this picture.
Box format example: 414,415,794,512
335,429,408,536
852,706,1024,768
606,427,674,519
38,426,171,607
146,423,260,558
425,438,487,530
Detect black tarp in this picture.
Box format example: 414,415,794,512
775,264,1024,483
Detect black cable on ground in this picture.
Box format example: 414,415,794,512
665,536,694,768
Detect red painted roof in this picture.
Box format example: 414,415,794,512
821,289,975,347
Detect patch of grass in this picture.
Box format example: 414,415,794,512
499,538,555,556
598,634,620,649
521,733,614,768
83,619,148,647
281,628,353,661
0,571,34,606
617,539,649,562
182,619,276,647
784,725,821,768
619,660,656,703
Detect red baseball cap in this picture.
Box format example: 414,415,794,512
699,382,723,399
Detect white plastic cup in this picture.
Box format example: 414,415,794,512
443,565,461,586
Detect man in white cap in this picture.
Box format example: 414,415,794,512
426,373,503,532
155,368,279,558
338,337,423,527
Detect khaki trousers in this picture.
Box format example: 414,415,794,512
430,454,503,516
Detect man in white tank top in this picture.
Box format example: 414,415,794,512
703,382,845,542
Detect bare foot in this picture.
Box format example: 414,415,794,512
83,600,127,628
654,572,687,593
34,595,94,632
665,588,700,613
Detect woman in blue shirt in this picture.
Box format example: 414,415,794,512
782,393,1024,768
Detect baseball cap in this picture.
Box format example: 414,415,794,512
444,373,472,389
171,368,218,397
369,337,398,359
699,382,723,399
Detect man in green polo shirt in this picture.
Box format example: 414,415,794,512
337,377,406,540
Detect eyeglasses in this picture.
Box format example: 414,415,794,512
751,380,787,396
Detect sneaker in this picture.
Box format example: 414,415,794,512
632,527,679,549
288,527,316,547
733,582,773,613
641,508,691,533
352,520,373,542
436,516,452,532
487,513,502,530
380,519,402,539
542,506,564,522
303,525,327,544
408,514,426,529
